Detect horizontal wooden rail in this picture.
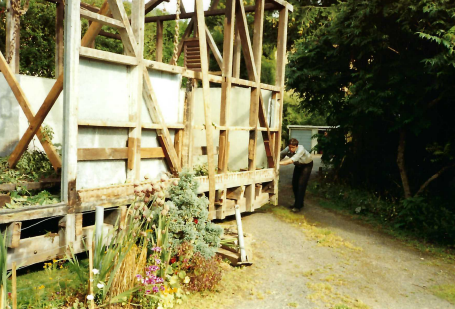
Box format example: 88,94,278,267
77,147,165,161
144,59,281,92
80,9,125,29
80,47,138,66
78,120,137,128
145,3,284,22
193,125,279,132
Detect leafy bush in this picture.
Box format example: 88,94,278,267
310,180,455,245
166,170,223,258
185,252,223,292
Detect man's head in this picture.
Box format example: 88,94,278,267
288,138,299,153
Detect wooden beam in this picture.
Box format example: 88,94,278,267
210,0,221,11
63,0,84,211
144,59,281,91
107,0,138,56
232,24,241,78
8,76,64,168
80,2,102,13
145,3,283,22
265,0,293,12
77,147,165,161
174,129,184,164
128,0,145,180
6,0,20,73
55,2,64,77
218,0,236,174
205,25,223,69
6,222,21,248
156,20,164,62
78,120,136,128
226,186,244,200
193,146,219,156
80,9,125,29
79,46,138,65
145,0,170,15
0,51,62,170
195,0,216,216
142,68,181,174
182,79,196,169
99,30,121,40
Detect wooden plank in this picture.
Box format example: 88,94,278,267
265,0,293,12
128,0,145,181
0,51,62,170
205,25,223,69
232,24,241,79
0,179,60,192
8,75,64,168
99,30,121,40
182,79,196,169
275,8,288,171
174,129,184,164
80,2,102,13
81,1,111,47
63,0,83,211
79,46,139,65
104,206,127,229
145,0,170,15
142,123,185,130
77,147,164,160
253,0,265,80
55,2,64,77
156,20,164,62
226,186,244,200
107,0,138,56
78,120,136,128
6,222,21,248
145,3,284,23
218,0,236,174
6,0,19,73
142,68,181,174
235,0,258,82
0,203,67,224
195,0,216,215
210,0,221,10
141,147,166,158
80,9,125,29
75,213,83,237
144,58,281,91
0,194,11,208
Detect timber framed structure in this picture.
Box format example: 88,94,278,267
0,0,292,268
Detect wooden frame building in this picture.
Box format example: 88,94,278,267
0,0,292,268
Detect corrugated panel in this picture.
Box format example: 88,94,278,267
290,129,312,152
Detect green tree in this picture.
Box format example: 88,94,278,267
287,0,455,199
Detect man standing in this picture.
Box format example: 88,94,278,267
280,138,314,212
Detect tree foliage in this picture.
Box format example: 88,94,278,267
287,0,455,201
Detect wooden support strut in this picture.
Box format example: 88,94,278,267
7,1,112,169
195,0,216,216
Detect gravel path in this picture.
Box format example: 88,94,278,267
181,160,455,309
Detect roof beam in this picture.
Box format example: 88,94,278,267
145,0,170,15
145,3,282,23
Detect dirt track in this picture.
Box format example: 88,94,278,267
180,162,455,309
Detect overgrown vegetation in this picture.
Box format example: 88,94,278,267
287,0,455,246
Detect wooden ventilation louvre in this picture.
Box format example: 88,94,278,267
184,38,202,71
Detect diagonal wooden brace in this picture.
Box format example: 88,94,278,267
0,51,62,170
8,1,112,168
142,68,181,175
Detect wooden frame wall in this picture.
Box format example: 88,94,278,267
0,0,292,267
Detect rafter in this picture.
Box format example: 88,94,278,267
145,0,169,15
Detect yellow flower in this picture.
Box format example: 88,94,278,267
38,285,45,290
53,259,57,263
49,277,53,280
59,265,63,269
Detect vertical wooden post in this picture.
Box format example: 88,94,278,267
62,0,81,211
232,25,241,79
156,20,163,62
218,0,236,174
182,79,195,169
216,0,236,219
195,0,216,217
6,0,20,73
55,1,64,77
174,129,183,164
128,0,145,181
11,262,17,309
274,8,289,204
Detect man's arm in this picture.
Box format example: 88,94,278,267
280,146,289,160
280,158,294,165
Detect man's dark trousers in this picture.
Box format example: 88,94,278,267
292,161,313,210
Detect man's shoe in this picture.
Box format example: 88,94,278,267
291,208,299,213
